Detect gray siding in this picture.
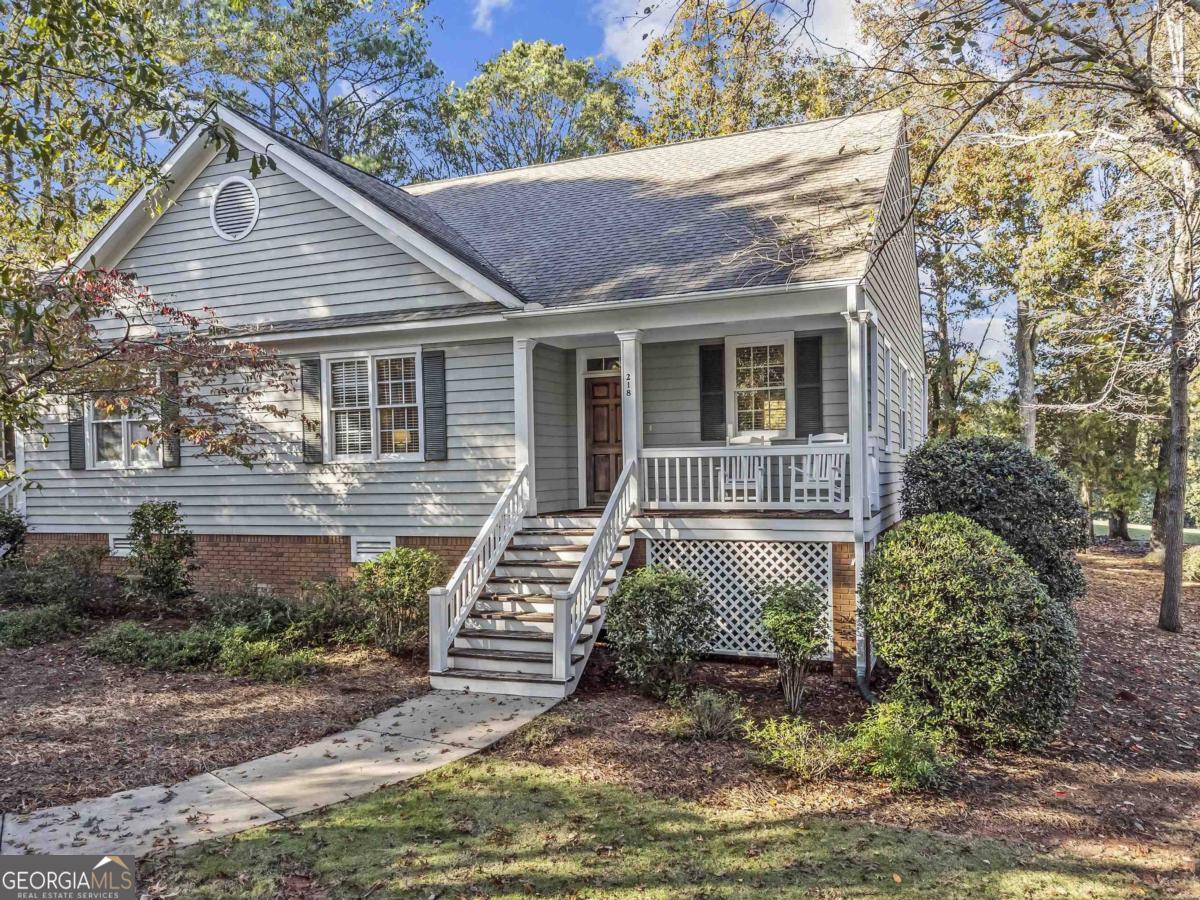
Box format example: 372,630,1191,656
115,150,478,330
22,340,514,537
533,344,577,513
643,330,849,448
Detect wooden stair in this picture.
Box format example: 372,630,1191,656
429,515,635,698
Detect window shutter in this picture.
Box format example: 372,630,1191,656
794,336,823,438
67,400,86,470
2,424,14,465
422,350,447,461
300,358,324,464
160,369,181,468
698,344,725,442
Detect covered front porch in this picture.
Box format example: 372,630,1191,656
513,296,881,522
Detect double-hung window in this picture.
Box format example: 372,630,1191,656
326,351,422,461
725,334,794,439
87,402,158,469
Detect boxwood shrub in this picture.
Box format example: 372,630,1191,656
606,566,714,698
863,513,1081,750
901,437,1090,604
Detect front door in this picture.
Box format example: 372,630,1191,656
586,376,622,507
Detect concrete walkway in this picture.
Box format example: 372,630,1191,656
0,691,555,858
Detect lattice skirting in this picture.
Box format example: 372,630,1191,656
647,539,833,659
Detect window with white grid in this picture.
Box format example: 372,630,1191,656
87,401,158,469
327,352,421,460
725,333,794,438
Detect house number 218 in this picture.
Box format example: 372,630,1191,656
625,372,633,397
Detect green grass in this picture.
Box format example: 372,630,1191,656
1091,519,1200,544
150,758,1148,899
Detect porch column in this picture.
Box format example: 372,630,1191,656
615,329,643,508
513,337,538,516
844,284,871,682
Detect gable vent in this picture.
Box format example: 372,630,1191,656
210,177,260,241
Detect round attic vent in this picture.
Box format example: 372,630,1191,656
210,176,260,241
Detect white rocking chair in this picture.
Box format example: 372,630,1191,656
723,434,768,503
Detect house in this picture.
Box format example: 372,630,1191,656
9,104,924,698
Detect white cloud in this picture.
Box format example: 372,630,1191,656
472,0,514,33
591,1,869,65
959,315,1009,363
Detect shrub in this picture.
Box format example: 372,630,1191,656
86,621,322,681
844,699,958,791
0,546,122,615
203,582,300,638
0,507,26,561
86,622,223,671
605,566,715,699
863,513,1081,750
125,501,196,614
760,581,827,712
670,687,744,740
353,547,444,653
215,626,322,681
0,603,83,648
287,580,372,648
902,437,1090,604
742,716,841,781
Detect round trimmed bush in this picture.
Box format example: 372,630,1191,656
605,565,715,698
902,437,1090,605
863,513,1080,750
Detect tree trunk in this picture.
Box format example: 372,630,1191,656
1160,315,1188,633
1015,294,1037,452
1159,175,1195,634
933,276,957,438
1108,509,1131,541
1151,433,1170,547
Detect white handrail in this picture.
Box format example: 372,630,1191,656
640,444,850,511
551,460,637,681
428,464,531,672
0,480,19,513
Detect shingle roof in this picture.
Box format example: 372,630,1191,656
239,107,904,309
406,108,905,307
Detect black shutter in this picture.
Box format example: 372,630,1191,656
300,358,324,464
422,350,447,461
699,344,725,442
794,336,823,438
2,424,14,465
67,400,87,470
160,370,181,468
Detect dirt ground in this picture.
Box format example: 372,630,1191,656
0,642,427,814
493,546,1200,896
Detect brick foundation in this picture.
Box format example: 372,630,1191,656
831,542,859,683
25,533,472,597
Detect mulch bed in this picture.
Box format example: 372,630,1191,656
494,546,1200,894
0,641,427,814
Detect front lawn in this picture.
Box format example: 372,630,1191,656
146,757,1140,899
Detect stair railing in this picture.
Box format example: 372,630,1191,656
428,464,531,673
0,480,21,561
551,460,638,682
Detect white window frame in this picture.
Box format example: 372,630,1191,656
85,402,161,470
882,342,894,451
866,322,878,431
724,333,795,440
321,348,423,463
899,363,910,451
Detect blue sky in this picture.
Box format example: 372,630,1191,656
426,0,862,84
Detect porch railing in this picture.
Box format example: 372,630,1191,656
428,464,531,672
0,480,20,515
640,445,850,512
551,460,637,682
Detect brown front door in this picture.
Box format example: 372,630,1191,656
585,376,622,507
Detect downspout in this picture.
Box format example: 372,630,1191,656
844,284,875,703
